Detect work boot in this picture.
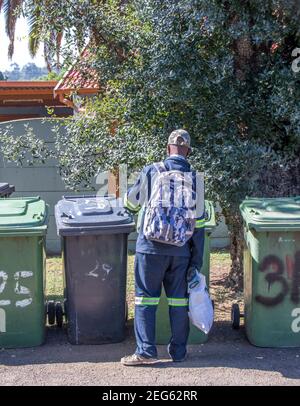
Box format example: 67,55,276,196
121,353,159,366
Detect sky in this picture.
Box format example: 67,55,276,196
0,13,45,71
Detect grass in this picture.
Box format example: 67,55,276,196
45,249,238,322
210,248,232,267
46,256,64,301
209,249,243,321
127,252,135,319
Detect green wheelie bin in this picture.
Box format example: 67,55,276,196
0,197,48,348
234,196,300,347
156,200,216,344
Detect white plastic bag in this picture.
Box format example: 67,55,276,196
188,272,214,334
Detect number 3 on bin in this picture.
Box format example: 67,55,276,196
255,253,300,306
255,255,289,307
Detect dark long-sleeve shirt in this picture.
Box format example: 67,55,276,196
124,155,205,270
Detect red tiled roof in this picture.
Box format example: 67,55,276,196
54,48,100,96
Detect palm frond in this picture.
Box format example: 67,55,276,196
44,41,52,72
4,0,24,58
27,5,41,58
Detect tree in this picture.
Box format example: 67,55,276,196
2,62,47,80
0,0,23,58
1,0,300,287
7,62,21,80
20,62,43,79
37,70,63,81
0,0,64,69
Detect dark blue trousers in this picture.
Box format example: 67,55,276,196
134,252,190,361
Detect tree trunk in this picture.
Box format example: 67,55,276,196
234,36,254,81
224,8,255,289
228,223,244,290
223,211,244,291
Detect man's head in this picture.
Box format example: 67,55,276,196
167,129,191,157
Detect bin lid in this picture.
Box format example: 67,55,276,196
55,196,135,235
0,196,48,233
240,196,300,231
0,183,15,196
0,183,9,192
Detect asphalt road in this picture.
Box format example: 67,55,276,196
0,321,300,386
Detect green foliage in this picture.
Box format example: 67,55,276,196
37,70,64,81
0,123,55,166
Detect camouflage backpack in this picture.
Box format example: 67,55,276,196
143,162,196,247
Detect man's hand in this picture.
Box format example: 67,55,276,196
187,265,200,283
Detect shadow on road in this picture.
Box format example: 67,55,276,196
0,320,299,381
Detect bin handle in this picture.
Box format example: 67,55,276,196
63,194,97,201
123,208,132,216
61,212,74,219
62,194,116,201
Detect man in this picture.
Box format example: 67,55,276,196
121,129,205,366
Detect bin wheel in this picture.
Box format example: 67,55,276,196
231,303,240,330
125,302,128,322
47,301,55,325
63,298,68,319
55,301,64,328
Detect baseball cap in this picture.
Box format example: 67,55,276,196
168,129,191,148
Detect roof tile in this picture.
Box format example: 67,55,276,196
54,48,100,95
